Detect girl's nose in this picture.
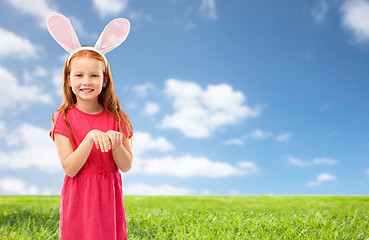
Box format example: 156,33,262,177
82,76,92,84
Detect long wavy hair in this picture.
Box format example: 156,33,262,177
51,49,133,145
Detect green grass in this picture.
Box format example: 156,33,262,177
0,196,368,239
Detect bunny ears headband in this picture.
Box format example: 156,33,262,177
46,12,130,66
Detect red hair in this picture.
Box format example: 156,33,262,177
51,50,133,145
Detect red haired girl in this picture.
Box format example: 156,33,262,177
47,13,133,240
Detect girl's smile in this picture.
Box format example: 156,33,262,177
80,88,94,92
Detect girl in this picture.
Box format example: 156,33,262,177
47,13,133,240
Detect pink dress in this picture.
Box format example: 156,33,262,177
50,107,132,240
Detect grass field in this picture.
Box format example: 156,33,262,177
0,196,368,239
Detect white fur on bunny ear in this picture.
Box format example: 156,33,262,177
46,12,81,53
94,18,130,55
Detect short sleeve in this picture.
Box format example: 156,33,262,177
118,112,133,139
122,123,133,139
49,111,70,141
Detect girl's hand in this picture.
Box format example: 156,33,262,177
106,130,123,151
87,129,111,152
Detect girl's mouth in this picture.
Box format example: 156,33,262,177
80,88,94,92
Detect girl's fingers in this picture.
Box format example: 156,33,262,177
104,136,111,152
107,132,118,149
97,135,104,151
95,141,99,149
106,133,113,150
105,131,123,151
97,134,110,152
88,130,112,152
103,136,111,152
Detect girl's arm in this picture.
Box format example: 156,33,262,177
54,130,111,177
112,138,133,172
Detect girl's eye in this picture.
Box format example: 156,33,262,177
75,74,83,77
92,74,99,78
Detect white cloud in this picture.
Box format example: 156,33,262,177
6,0,56,27
317,173,336,181
0,27,40,59
0,177,59,195
306,181,320,187
288,156,337,167
132,83,155,97
127,11,153,22
130,130,257,178
8,0,91,39
132,132,174,155
224,138,245,146
250,128,272,140
312,0,329,23
142,102,160,116
249,129,291,142
313,158,337,165
124,183,192,195
238,161,259,174
340,0,369,43
200,0,217,20
93,0,128,18
52,68,63,97
133,155,258,178
0,67,52,115
0,121,6,134
307,172,336,187
33,66,48,77
23,66,48,83
161,79,260,138
276,133,291,142
288,157,311,167
0,123,61,173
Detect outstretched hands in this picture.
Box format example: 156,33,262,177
87,129,124,152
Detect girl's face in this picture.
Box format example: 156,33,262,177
68,56,106,103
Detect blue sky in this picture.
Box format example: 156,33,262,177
0,0,368,195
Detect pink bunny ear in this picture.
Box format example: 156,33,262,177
94,18,130,55
46,12,81,53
